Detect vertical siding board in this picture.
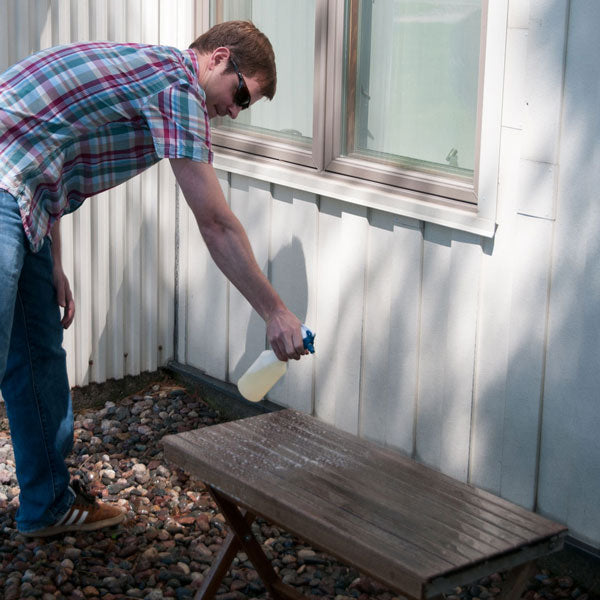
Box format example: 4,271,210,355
142,0,158,43
89,0,108,41
141,168,159,373
125,0,141,42
315,198,368,433
177,188,190,366
268,186,319,412
72,205,93,385
54,0,70,46
185,170,229,380
158,161,176,366
540,0,600,546
107,0,125,42
417,224,480,482
520,0,569,165
228,175,271,384
0,1,9,72
158,0,178,47
108,185,126,380
417,225,452,471
471,125,521,495
361,213,422,454
176,0,195,49
500,214,553,508
34,0,52,51
14,0,30,60
90,193,110,384
124,177,142,376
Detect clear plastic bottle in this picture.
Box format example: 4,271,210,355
237,325,315,402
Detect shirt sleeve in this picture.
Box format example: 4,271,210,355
140,80,213,163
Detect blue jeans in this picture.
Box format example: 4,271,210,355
0,190,74,532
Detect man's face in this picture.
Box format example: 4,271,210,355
204,56,263,120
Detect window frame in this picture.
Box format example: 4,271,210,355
325,0,485,205
205,0,507,237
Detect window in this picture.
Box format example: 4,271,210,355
209,0,495,220
210,0,318,167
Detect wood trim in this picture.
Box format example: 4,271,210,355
344,0,359,155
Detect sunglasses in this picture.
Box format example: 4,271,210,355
229,57,251,109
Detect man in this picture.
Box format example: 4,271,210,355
0,20,306,537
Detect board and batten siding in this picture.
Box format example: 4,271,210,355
1,0,599,549
177,1,600,549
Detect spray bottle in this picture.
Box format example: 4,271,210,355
237,325,315,402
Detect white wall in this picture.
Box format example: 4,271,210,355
176,1,600,548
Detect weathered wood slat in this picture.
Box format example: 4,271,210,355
215,423,475,566
163,410,567,600
212,415,563,571
222,419,512,559
257,410,564,537
235,410,563,544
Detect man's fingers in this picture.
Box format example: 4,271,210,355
61,282,75,329
62,298,75,329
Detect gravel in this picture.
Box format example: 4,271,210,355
0,378,597,600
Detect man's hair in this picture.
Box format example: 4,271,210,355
190,21,276,100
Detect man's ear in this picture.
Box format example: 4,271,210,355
208,46,231,70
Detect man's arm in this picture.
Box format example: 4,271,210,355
50,220,76,329
170,158,306,361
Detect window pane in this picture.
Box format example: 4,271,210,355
211,0,315,147
343,0,482,179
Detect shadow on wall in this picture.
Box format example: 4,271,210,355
232,236,309,382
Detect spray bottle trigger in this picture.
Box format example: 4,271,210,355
301,325,316,354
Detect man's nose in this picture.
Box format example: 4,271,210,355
228,104,241,119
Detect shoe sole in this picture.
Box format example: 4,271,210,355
20,510,125,538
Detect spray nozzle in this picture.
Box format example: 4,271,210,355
301,325,316,354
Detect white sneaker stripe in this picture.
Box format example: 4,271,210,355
56,508,74,526
75,510,89,525
64,509,81,526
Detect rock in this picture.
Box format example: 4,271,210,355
132,463,151,484
176,561,191,575
64,547,82,561
142,547,160,561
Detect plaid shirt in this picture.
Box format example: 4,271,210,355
0,42,212,252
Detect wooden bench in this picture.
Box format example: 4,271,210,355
162,409,567,600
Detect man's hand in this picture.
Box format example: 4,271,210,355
266,308,307,362
53,263,75,329
49,220,75,329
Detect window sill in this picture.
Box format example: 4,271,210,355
213,147,496,238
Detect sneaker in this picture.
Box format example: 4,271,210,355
20,479,125,537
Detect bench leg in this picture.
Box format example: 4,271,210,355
195,529,241,600
209,486,308,600
495,560,537,600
